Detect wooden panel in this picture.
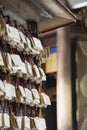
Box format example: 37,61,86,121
76,40,87,130
41,32,56,47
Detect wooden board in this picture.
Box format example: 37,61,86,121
76,40,87,130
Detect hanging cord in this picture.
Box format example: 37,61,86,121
22,104,26,116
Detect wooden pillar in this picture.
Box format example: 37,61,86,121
57,27,72,130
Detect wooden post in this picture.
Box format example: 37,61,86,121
57,27,72,130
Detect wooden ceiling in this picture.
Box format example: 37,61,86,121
0,0,77,33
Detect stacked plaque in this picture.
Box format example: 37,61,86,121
0,14,51,130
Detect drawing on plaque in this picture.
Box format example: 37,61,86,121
80,74,87,97
79,40,87,56
81,118,87,130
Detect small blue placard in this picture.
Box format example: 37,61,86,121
50,46,57,54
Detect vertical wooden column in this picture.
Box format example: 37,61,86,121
57,27,72,130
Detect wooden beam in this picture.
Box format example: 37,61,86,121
57,27,72,130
